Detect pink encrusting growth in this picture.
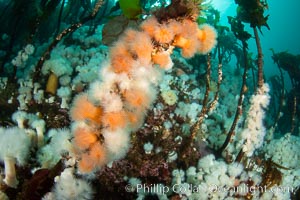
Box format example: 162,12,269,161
70,15,217,173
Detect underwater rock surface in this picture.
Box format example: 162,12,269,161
0,0,299,199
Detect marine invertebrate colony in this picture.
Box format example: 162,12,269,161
70,2,217,173
240,83,270,157
1,0,300,199
0,127,31,188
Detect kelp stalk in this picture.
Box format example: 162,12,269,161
291,94,297,133
55,0,66,36
253,27,264,89
217,41,248,157
208,46,223,113
191,53,212,140
272,63,285,130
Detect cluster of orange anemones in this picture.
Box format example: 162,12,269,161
109,29,153,74
70,93,103,124
151,51,173,70
70,93,107,173
172,19,217,58
70,83,153,174
73,125,107,173
110,16,217,72
77,142,107,173
102,111,127,131
196,24,218,54
122,88,152,110
140,16,217,68
73,126,99,150
110,42,135,74
69,15,217,174
124,29,153,66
